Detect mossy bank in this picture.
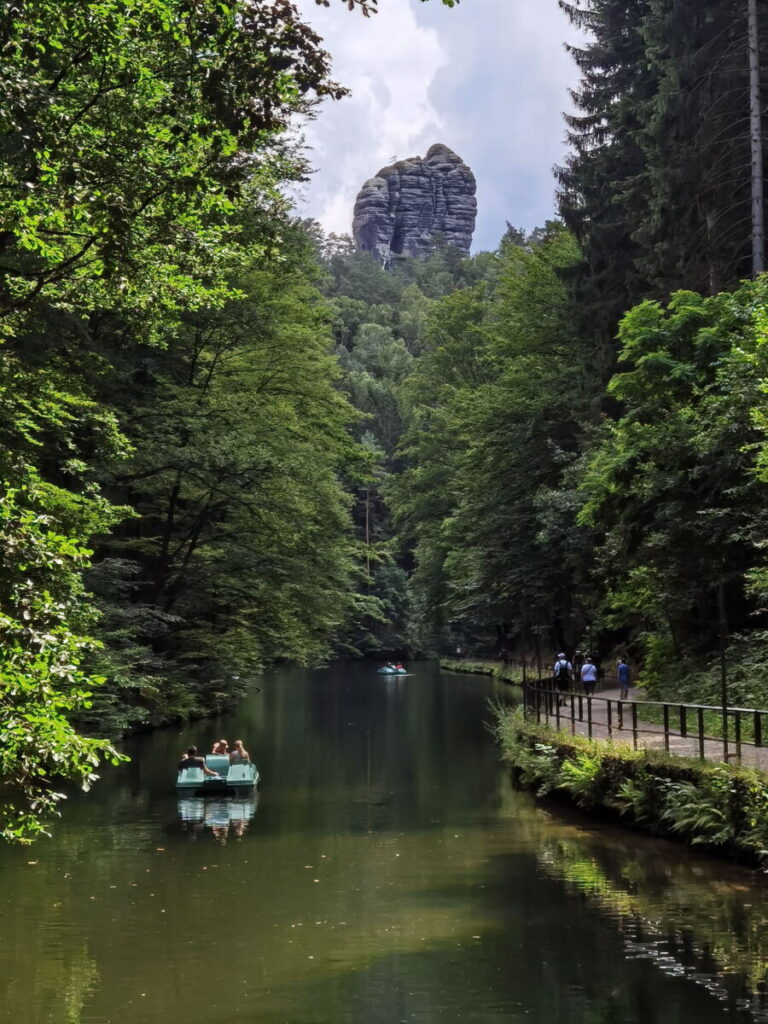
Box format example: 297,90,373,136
440,659,522,685
495,706,768,868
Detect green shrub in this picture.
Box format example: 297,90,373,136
441,658,522,684
557,750,605,807
494,705,768,863
658,771,734,846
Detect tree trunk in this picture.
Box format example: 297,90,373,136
717,579,730,760
364,488,370,578
749,0,765,276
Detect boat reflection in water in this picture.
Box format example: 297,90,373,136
177,794,258,842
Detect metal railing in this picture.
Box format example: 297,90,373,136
521,683,768,764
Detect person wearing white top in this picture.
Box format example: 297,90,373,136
581,657,599,695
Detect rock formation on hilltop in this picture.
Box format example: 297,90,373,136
352,144,476,265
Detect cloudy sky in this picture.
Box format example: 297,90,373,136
293,0,582,252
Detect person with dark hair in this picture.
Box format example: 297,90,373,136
617,657,632,700
581,657,598,696
178,745,219,776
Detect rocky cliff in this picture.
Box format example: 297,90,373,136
352,144,476,264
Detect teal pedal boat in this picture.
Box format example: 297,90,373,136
176,754,259,795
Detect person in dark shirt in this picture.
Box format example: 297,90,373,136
178,745,219,776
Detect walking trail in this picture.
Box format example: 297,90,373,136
540,687,768,771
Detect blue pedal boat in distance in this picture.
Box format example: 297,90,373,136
176,754,259,796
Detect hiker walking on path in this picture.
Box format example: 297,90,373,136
581,656,598,695
617,656,631,700
553,653,572,704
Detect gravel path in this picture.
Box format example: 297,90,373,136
531,687,768,770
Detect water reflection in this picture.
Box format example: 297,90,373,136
177,795,258,841
532,829,768,1020
2,664,768,1024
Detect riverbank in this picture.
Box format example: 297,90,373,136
495,705,768,868
439,658,522,684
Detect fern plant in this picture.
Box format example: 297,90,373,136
516,742,560,796
738,777,768,857
557,751,604,808
610,773,654,823
659,774,735,846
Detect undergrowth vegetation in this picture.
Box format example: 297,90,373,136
440,659,522,684
495,707,768,863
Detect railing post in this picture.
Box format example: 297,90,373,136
524,691,766,765
698,708,705,760
663,704,670,753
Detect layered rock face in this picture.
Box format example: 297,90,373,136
352,144,476,264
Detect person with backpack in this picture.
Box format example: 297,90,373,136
553,653,572,704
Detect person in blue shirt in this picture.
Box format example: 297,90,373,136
617,656,631,700
580,656,598,695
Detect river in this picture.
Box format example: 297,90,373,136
2,662,768,1023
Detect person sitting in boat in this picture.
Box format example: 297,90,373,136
229,739,250,763
395,663,404,671
211,738,229,754
179,746,219,776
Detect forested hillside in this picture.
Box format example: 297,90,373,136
3,0,768,841
0,0,388,840
384,0,768,711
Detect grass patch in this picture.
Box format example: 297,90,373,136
440,658,522,684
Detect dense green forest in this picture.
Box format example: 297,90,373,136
2,0,768,840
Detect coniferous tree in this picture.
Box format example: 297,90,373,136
556,0,656,335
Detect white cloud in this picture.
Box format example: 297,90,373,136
295,0,447,237
294,0,582,251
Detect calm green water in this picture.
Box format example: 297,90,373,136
2,663,768,1023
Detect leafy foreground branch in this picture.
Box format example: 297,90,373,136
495,706,768,865
0,486,125,844
0,0,365,842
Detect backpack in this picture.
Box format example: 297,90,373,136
556,660,571,683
